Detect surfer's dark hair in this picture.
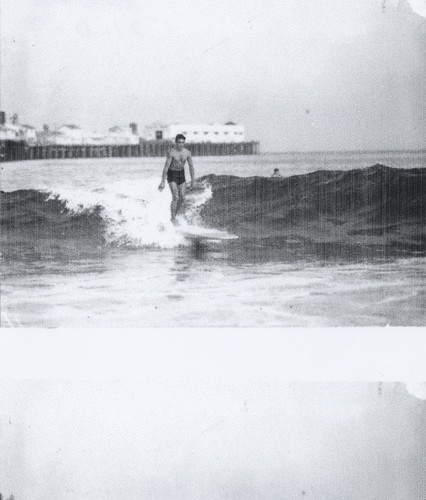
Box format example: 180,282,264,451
175,134,186,142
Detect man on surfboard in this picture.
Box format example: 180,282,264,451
158,134,195,223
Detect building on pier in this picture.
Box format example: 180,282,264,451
162,122,245,144
108,125,139,144
20,125,37,144
0,111,37,143
0,124,19,141
0,124,36,143
0,113,260,161
36,124,140,145
141,122,169,141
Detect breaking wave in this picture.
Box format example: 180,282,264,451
1,177,212,249
1,165,425,256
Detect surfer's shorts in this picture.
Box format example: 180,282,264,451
167,169,186,185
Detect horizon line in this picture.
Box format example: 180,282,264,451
263,148,426,155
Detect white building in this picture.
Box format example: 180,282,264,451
41,125,139,145
20,125,37,144
0,124,19,140
0,123,37,142
141,122,169,141
107,125,139,144
162,122,245,143
54,124,84,144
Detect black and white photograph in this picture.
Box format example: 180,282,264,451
1,0,425,327
1,1,426,498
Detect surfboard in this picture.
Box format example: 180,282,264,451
176,225,238,241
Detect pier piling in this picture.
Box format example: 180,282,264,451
0,139,259,162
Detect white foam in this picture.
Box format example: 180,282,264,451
46,177,213,249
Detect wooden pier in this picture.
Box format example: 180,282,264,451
140,140,259,157
0,140,259,162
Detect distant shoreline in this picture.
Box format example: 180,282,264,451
264,148,426,155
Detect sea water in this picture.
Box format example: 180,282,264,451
1,151,425,327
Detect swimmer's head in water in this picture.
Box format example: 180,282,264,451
175,134,186,150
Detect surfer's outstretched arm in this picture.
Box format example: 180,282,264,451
158,153,172,191
187,153,195,189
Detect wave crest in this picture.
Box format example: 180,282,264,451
198,164,426,251
1,178,213,249
2,165,425,255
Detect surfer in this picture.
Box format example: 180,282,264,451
158,134,195,223
271,168,282,178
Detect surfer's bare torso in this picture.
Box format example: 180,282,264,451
168,147,191,171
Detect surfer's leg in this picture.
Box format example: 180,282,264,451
176,182,186,215
168,182,179,221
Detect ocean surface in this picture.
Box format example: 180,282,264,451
1,150,425,327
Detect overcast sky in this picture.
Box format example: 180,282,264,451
1,0,425,150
